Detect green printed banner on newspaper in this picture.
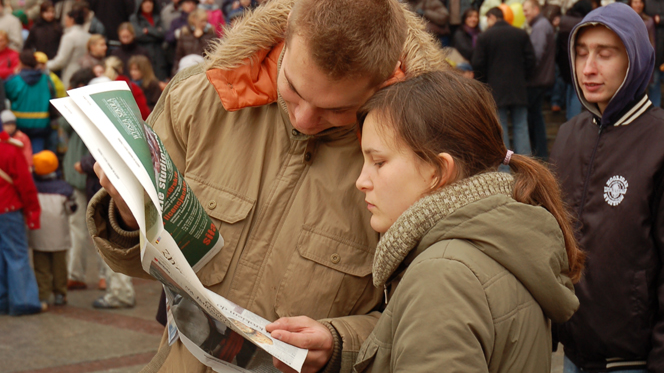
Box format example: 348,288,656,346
90,90,221,267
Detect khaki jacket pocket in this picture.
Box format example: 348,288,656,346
353,334,380,373
186,176,255,286
274,225,375,320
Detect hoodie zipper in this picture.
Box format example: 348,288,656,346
578,118,604,219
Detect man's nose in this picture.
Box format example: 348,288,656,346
293,102,319,129
582,55,598,75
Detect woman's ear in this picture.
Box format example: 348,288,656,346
435,152,457,188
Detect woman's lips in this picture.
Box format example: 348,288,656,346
366,202,376,210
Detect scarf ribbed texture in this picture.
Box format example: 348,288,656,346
373,172,515,287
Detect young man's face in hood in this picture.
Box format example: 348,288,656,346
575,25,629,113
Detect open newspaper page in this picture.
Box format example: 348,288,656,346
50,82,308,373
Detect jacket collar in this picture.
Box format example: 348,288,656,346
372,172,514,287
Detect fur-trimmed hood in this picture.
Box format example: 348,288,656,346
203,0,449,78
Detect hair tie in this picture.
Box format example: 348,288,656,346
503,150,514,165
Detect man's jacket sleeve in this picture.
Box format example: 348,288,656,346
86,68,191,279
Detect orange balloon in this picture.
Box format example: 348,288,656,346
498,3,514,25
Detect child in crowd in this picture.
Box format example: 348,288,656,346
128,55,163,110
2,110,33,170
5,50,55,154
28,150,76,311
199,0,224,37
0,30,19,80
0,129,42,316
173,8,214,74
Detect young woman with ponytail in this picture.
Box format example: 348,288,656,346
348,70,585,373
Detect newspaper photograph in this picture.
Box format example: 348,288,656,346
50,81,308,373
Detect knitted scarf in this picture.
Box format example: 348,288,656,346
372,172,515,287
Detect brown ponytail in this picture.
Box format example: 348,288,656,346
509,154,585,282
357,70,585,282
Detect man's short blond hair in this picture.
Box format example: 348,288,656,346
285,0,407,87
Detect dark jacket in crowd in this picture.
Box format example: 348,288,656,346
88,0,136,43
165,11,190,44
646,0,664,67
173,25,215,74
79,153,101,202
527,14,555,87
551,5,664,372
471,20,535,107
110,42,151,74
452,25,479,62
555,1,592,85
130,3,168,80
23,18,63,59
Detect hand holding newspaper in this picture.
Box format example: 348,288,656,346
51,81,308,373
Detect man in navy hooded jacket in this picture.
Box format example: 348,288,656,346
550,3,664,372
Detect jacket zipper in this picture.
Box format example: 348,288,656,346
578,119,604,219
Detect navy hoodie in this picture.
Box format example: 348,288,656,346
551,3,664,372
569,2,655,126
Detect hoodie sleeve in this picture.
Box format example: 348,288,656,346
648,177,664,372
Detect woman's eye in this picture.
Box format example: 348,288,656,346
374,161,385,167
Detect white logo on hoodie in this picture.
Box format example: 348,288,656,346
604,176,628,206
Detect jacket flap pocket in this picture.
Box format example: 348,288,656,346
186,176,254,223
298,226,373,277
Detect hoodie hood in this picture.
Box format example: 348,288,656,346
569,3,655,126
19,69,44,86
373,172,579,324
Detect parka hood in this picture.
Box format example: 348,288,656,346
419,193,578,323
203,0,449,112
569,3,655,126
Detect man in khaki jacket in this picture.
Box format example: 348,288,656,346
88,0,448,372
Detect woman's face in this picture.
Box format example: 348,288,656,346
90,39,107,57
42,7,55,22
119,29,135,45
356,111,438,233
631,0,645,14
141,0,154,14
129,64,142,81
465,11,479,28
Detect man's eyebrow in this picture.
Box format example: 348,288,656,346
576,42,622,51
283,69,303,99
283,68,356,112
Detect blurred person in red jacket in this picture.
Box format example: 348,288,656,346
0,129,43,315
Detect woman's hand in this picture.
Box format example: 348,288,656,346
266,316,334,373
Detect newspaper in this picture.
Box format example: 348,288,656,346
51,81,308,373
